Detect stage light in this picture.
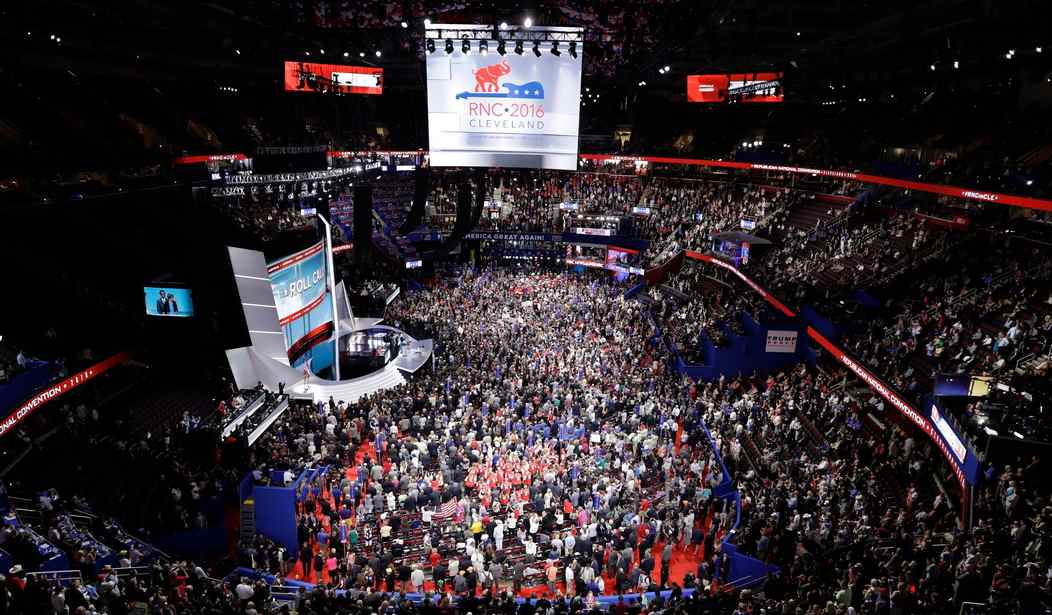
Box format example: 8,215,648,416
1028,179,1034,185
400,21,408,29
344,51,350,57
664,65,670,72
234,48,241,55
930,64,935,71
533,41,541,57
320,49,325,54
1038,47,1043,53
953,60,959,69
500,22,508,31
551,41,560,56
445,39,454,54
796,31,801,37
569,41,577,58
305,51,311,56
426,39,436,54
497,39,506,55
515,40,524,55
480,40,488,55
1005,52,1012,59
50,34,55,40
524,17,533,28
424,18,431,27
375,50,382,57
462,39,470,54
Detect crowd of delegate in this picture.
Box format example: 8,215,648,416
4,161,1052,615
244,269,708,604
211,267,1050,615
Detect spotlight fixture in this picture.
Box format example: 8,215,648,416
551,41,561,56
515,40,524,55
344,51,350,57
424,18,431,27
533,40,541,57
500,22,508,31
569,41,577,58
400,21,408,29
375,50,382,57
480,40,488,55
497,39,506,55
320,49,325,55
524,17,533,28
462,39,470,54
445,39,454,54
663,65,670,72
426,39,436,54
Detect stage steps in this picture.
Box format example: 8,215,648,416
239,498,256,544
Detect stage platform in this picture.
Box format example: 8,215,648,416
226,324,431,405
287,364,406,404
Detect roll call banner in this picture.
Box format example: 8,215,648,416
426,33,583,171
267,242,335,368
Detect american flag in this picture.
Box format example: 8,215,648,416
432,498,459,521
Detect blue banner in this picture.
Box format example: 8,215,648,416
0,361,58,416
267,242,334,372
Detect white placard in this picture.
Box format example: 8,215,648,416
765,330,798,353
930,404,968,463
426,36,582,170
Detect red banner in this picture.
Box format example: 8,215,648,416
172,153,247,165
681,251,968,491
578,155,1052,212
283,62,383,95
170,149,1052,213
0,352,131,438
687,73,783,103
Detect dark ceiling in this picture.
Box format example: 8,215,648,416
4,0,1048,96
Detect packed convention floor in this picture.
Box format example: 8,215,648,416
1,265,1051,615
232,271,1049,614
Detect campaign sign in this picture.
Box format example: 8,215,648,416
426,34,582,170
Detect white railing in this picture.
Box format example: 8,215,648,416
25,569,82,585
113,566,154,579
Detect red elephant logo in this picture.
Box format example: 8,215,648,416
473,59,512,92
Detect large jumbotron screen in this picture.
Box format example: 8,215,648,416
426,27,582,170
267,242,335,371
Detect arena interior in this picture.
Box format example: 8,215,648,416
1,2,1052,614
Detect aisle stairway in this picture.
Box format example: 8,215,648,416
240,499,256,544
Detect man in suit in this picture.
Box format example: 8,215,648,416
155,290,170,314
